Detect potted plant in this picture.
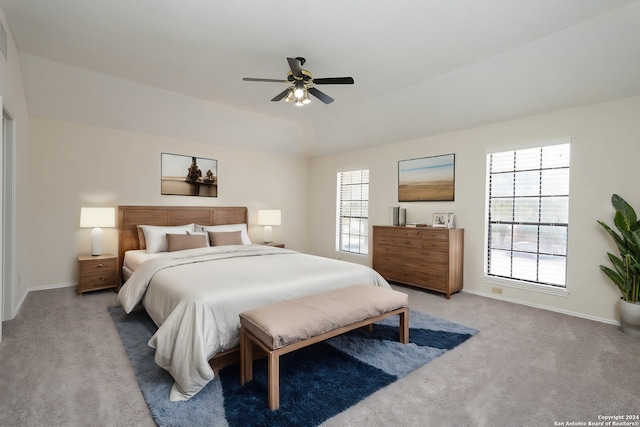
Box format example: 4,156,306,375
597,194,640,335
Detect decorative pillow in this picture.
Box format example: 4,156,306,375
208,231,243,246
187,230,210,246
196,223,252,245
136,226,147,250
140,224,195,253
166,233,207,252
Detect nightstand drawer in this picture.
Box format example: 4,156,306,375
80,259,116,274
79,273,116,290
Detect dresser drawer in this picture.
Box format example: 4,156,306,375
373,244,402,257
394,237,422,249
374,266,403,283
403,258,447,276
422,230,449,252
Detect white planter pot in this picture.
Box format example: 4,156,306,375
619,299,640,336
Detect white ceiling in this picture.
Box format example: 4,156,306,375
2,0,640,158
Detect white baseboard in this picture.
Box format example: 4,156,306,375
28,282,76,293
462,289,620,326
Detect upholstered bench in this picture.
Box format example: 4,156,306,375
239,284,409,410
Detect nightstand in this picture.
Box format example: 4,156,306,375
262,242,285,248
77,254,118,294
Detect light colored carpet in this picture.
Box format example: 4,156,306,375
1,284,639,427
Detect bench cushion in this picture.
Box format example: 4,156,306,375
239,284,408,350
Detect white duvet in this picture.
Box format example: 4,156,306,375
117,244,390,401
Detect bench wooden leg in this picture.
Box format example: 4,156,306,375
399,309,409,344
267,351,280,410
240,328,253,385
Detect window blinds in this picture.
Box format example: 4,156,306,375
487,143,570,287
337,170,369,255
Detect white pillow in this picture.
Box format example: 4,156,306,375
140,224,195,253
187,230,210,246
196,223,252,245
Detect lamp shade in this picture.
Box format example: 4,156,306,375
80,207,116,228
258,210,281,226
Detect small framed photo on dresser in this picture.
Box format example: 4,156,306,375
432,213,447,228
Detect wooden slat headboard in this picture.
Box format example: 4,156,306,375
117,205,248,283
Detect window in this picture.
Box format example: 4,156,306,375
485,141,570,288
337,169,369,255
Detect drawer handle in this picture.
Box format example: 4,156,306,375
97,264,103,267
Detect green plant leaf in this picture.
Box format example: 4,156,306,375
597,220,626,254
621,230,640,255
600,265,630,300
612,194,637,232
606,252,627,276
631,229,640,253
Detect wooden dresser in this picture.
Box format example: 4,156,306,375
372,226,464,298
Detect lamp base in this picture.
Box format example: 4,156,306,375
91,227,103,256
263,225,273,243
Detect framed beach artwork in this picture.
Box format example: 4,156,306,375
161,153,218,197
398,153,455,202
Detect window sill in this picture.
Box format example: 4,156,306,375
482,275,569,298
336,251,369,258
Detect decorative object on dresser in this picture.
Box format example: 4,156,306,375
432,213,447,228
372,225,464,298
398,153,455,202
446,213,455,228
77,254,118,294
389,207,406,226
80,207,116,256
258,209,281,243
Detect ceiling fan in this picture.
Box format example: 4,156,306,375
242,57,354,106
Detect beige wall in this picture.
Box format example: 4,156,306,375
27,117,309,289
308,95,640,324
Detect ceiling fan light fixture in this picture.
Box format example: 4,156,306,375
302,90,311,104
295,99,304,107
284,88,295,103
293,82,305,99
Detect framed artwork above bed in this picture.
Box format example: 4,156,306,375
161,153,218,197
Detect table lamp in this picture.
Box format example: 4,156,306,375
80,207,116,256
257,209,281,243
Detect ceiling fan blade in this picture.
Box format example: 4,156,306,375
313,77,355,85
308,87,334,104
271,88,291,102
287,57,303,78
243,77,288,83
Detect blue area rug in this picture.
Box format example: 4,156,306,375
109,305,478,427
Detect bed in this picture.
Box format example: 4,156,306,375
116,205,391,401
